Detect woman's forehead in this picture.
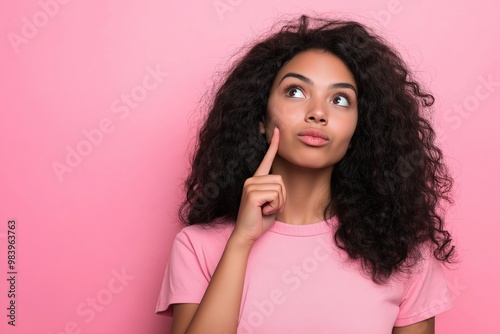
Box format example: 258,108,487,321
272,50,357,89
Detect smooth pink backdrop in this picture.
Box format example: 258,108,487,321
1,1,498,333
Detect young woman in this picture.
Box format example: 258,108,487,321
156,14,456,334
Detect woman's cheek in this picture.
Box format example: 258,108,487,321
269,112,288,130
262,116,279,141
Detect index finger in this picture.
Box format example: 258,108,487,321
254,127,280,176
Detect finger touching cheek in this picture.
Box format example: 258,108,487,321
267,122,283,144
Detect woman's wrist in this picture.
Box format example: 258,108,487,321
227,232,255,253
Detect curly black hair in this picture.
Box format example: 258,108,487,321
178,14,455,284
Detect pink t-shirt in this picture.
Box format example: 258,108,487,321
155,216,454,333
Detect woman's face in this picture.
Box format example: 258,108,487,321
261,49,358,170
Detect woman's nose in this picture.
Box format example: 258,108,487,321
305,99,328,125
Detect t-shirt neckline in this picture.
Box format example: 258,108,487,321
268,216,337,236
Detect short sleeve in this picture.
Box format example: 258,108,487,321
155,229,211,316
394,248,454,327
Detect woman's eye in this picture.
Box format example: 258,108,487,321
333,95,349,107
286,87,305,98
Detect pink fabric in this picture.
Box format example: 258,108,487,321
156,216,454,333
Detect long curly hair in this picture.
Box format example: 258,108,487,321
178,14,455,284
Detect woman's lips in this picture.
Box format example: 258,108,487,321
297,129,329,147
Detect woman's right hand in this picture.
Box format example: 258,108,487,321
231,127,286,247
175,128,284,334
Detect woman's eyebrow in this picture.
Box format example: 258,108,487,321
279,72,358,96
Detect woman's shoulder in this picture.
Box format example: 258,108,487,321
174,217,235,244
169,218,235,267
391,241,449,285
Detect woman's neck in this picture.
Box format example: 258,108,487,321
271,158,333,225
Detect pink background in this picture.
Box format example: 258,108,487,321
1,1,498,333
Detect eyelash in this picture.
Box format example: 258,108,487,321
282,84,353,106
